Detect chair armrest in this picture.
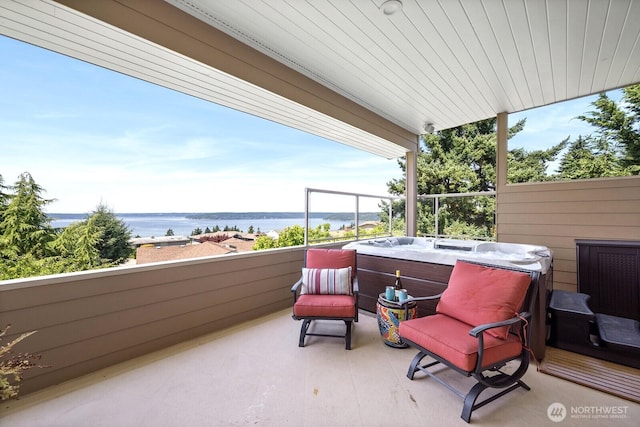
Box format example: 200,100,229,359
352,276,359,294
468,312,531,337
291,277,303,293
291,277,303,307
398,293,443,306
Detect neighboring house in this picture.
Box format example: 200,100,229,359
190,231,260,243
129,235,190,249
136,233,260,264
217,236,256,252
266,230,279,240
136,241,235,265
358,221,381,230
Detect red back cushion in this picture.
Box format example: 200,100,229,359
436,261,531,339
305,249,356,277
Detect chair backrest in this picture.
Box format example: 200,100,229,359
305,249,356,278
436,261,538,339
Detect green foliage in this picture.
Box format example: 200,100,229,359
0,174,132,280
385,118,512,238
252,224,316,250
248,225,255,234
252,235,277,250
575,87,640,173
166,228,174,236
507,138,568,183
276,225,305,247
383,85,640,237
50,217,103,270
557,135,630,179
0,172,55,259
88,204,132,264
191,227,203,236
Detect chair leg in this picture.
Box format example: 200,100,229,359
407,351,428,379
299,319,311,347
461,377,531,423
344,320,352,350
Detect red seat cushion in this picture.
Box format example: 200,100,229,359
436,261,531,339
293,294,356,318
399,314,523,372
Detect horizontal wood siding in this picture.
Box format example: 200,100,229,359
0,247,308,395
497,176,640,292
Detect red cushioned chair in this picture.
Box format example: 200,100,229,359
398,260,540,423
291,248,358,350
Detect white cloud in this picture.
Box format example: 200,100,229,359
1,35,406,215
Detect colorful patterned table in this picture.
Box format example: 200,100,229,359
376,293,417,348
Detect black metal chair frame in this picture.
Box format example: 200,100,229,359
291,250,359,350
399,262,540,423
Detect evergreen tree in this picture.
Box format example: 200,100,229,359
248,225,254,234
507,139,568,183
88,204,132,264
166,228,174,236
51,216,103,270
0,174,8,211
0,172,55,259
386,118,534,237
575,86,640,173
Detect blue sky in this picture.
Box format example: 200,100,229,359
0,35,613,213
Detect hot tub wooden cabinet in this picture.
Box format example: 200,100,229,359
346,238,553,360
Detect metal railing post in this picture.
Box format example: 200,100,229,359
304,188,310,246
355,195,360,240
434,196,439,238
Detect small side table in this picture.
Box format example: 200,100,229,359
376,293,417,348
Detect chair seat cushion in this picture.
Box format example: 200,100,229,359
293,294,356,318
399,314,523,372
436,261,531,339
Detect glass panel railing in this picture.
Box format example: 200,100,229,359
416,191,496,240
303,188,398,245
303,189,497,244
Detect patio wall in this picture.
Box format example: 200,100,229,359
0,246,312,396
497,175,640,292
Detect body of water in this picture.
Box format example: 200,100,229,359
49,213,360,238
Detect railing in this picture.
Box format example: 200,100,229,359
303,188,397,245
303,188,497,244
417,191,496,240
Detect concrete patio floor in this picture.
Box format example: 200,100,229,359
1,309,638,426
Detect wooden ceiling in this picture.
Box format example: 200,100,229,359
2,0,640,158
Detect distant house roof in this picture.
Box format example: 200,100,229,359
218,237,255,252
359,221,381,229
129,235,190,247
136,241,234,265
190,232,260,241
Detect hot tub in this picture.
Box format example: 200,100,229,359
342,237,553,359
343,237,552,273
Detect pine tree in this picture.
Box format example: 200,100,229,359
0,172,55,259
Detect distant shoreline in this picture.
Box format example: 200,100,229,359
48,212,382,238
49,212,382,221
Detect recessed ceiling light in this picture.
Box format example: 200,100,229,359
380,0,403,16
